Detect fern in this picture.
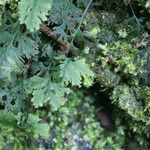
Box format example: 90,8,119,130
24,76,71,110
48,0,82,41
19,0,53,32
58,56,94,87
0,23,38,66
0,79,27,113
48,0,92,43
0,0,150,148
0,0,94,113
0,0,94,141
27,113,50,138
0,111,50,140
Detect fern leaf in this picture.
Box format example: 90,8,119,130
0,83,27,113
0,25,38,67
27,114,50,138
48,0,82,41
59,57,94,87
19,0,53,32
24,76,70,109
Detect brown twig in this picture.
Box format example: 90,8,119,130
40,24,70,51
134,33,150,48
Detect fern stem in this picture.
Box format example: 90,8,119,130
129,4,142,28
71,0,93,44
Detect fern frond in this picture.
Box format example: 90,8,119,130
24,76,71,110
0,24,38,67
58,56,94,87
19,0,53,32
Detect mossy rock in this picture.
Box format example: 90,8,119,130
83,4,150,139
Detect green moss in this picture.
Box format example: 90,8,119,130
83,3,150,139
0,91,126,149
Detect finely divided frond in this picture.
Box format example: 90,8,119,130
19,0,53,32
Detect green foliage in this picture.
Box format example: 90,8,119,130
27,113,50,138
0,91,126,149
19,0,53,32
58,56,94,87
0,0,95,144
112,85,148,122
0,0,150,149
83,2,150,138
48,0,81,41
48,0,92,45
24,76,70,109
0,22,38,82
0,111,50,149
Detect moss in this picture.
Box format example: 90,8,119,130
83,2,150,139
0,91,126,149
